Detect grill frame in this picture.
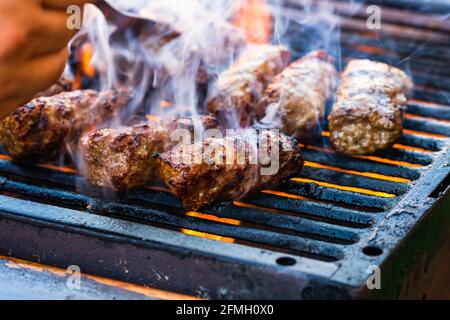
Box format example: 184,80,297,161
0,0,449,299
0,147,447,299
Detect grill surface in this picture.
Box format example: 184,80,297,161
0,0,449,299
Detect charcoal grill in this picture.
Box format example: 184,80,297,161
0,0,449,299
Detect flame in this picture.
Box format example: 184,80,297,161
146,114,161,122
233,0,273,43
160,100,174,108
186,211,241,226
38,164,78,174
73,43,96,90
80,43,96,78
405,112,450,125
0,154,12,161
180,212,241,243
180,229,236,243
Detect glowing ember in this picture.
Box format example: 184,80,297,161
304,161,411,183
306,139,425,168
160,100,173,108
233,0,273,44
403,129,448,139
353,44,386,55
180,229,236,243
405,112,450,124
181,212,241,242
0,154,79,175
186,211,241,226
261,190,311,201
146,114,161,122
38,164,78,175
80,43,96,78
73,43,96,90
354,154,423,168
290,177,396,198
392,144,433,154
322,130,434,153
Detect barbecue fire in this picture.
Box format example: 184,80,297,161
80,43,96,78
0,0,449,301
73,43,96,90
233,0,273,44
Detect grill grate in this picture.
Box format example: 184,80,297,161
0,0,449,299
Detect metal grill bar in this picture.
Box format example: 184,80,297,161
0,0,448,299
404,118,450,137
0,178,348,261
300,166,410,195
301,149,423,180
280,182,394,209
316,136,435,166
398,134,445,151
407,103,450,121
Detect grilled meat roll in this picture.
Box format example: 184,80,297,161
0,89,131,163
33,75,73,99
157,131,303,210
329,59,413,155
258,50,338,142
206,44,291,127
80,115,220,191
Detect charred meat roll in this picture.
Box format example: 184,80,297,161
0,89,131,163
80,115,220,191
257,50,338,142
206,44,291,127
33,75,74,99
329,59,413,155
157,131,303,210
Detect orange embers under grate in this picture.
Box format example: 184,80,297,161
0,154,78,175
290,177,396,198
180,229,236,243
304,144,424,168
320,130,437,154
145,114,161,122
1,255,197,300
233,0,273,44
405,113,450,124
303,161,411,183
73,43,96,90
181,212,241,243
308,132,430,169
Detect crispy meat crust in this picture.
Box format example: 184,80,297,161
80,115,220,191
33,75,73,99
258,50,338,142
206,44,291,127
329,59,413,155
157,131,303,210
0,89,131,163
